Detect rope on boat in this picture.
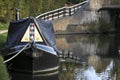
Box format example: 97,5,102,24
3,43,30,64
8,44,31,55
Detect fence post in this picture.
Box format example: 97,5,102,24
36,1,88,20
63,8,66,17
47,13,50,20
43,16,45,20
69,8,71,16
51,13,54,20
74,7,76,14
58,10,59,19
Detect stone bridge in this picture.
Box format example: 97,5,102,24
37,0,120,33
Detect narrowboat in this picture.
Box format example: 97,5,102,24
2,17,59,75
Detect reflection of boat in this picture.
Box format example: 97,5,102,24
2,17,59,74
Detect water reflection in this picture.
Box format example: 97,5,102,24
59,61,83,80
59,58,116,80
56,34,120,80
81,60,115,80
56,34,120,58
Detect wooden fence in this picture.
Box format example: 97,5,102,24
36,0,89,21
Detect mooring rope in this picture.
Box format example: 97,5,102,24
3,43,30,64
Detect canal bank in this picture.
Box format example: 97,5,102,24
0,30,8,34
0,33,9,80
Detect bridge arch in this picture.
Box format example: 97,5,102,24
98,5,120,32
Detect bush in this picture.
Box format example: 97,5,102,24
0,33,7,51
66,0,85,4
0,56,9,80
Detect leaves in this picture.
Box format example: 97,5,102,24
66,0,84,4
0,0,85,23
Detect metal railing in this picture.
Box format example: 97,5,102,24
36,0,89,21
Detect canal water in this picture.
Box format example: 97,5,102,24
56,34,120,80
1,34,120,80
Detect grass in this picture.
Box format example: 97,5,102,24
0,56,9,80
0,22,9,30
0,33,9,80
0,33,7,51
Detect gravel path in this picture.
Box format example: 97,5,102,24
0,30,8,34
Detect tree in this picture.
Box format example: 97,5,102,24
0,0,66,23
66,0,85,4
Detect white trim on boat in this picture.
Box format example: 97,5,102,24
34,71,59,77
33,66,59,73
36,44,57,56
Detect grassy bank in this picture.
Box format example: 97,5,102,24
0,23,8,30
0,33,9,80
0,33,7,50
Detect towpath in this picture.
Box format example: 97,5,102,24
0,30,8,34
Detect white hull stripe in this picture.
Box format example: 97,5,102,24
33,66,59,73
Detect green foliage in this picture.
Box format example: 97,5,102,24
0,0,86,23
66,0,85,4
0,56,9,80
0,0,67,23
0,33,8,80
0,0,13,22
0,33,7,51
